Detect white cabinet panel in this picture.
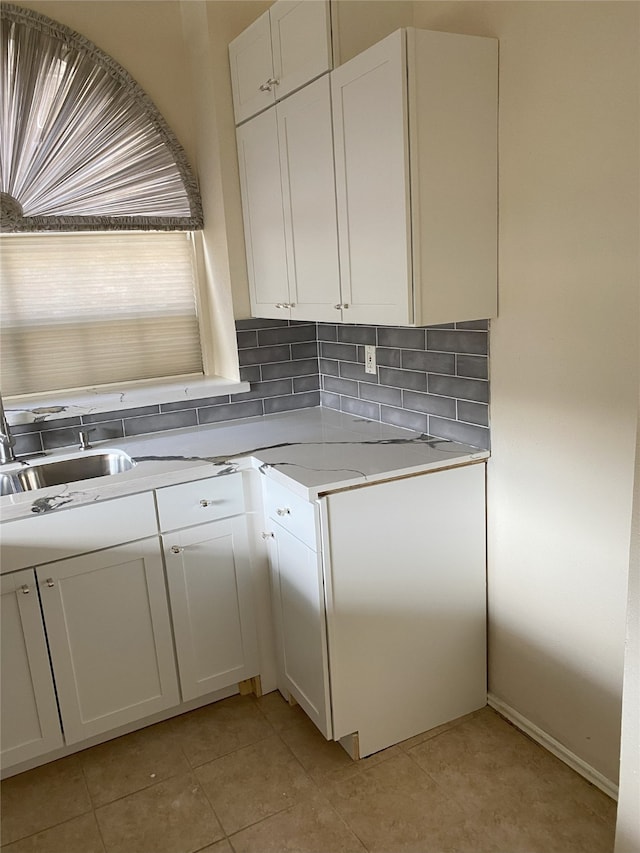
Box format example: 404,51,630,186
267,519,332,738
0,492,158,573
163,516,259,701
155,474,245,533
277,76,341,321
262,462,487,758
229,10,275,125
323,463,487,757
230,0,332,125
1,570,63,769
270,0,332,101
332,28,498,326
332,30,412,326
263,476,317,549
37,539,179,745
236,108,290,319
238,76,341,322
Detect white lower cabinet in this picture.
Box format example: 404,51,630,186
1,457,487,774
156,475,260,702
1,569,64,768
0,478,258,773
263,463,487,757
37,538,180,745
162,515,259,701
266,509,332,738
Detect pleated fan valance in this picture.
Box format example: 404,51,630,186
0,4,203,231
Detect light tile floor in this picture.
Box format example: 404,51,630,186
0,693,617,853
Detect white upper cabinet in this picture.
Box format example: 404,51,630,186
332,28,498,326
230,0,332,125
237,75,341,321
331,31,412,326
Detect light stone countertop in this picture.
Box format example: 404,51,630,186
0,408,489,522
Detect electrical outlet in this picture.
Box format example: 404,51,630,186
364,345,377,375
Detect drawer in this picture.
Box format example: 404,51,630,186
155,474,245,532
0,492,158,573
263,477,317,549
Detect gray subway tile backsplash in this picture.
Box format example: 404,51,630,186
264,391,320,414
199,399,264,425
427,329,488,355
428,374,489,404
400,350,455,375
378,367,429,393
378,327,426,350
124,409,198,437
456,355,489,380
457,400,490,427
21,319,490,453
381,405,429,434
336,325,377,345
428,416,489,449
320,341,358,362
402,390,457,419
261,358,318,381
359,383,403,408
258,323,316,346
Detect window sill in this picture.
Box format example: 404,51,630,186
5,375,250,426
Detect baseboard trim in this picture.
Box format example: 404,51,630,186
487,693,619,801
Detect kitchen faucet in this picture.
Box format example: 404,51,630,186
0,392,17,464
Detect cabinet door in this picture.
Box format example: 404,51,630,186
277,76,342,323
163,517,259,701
332,29,413,326
1,570,63,769
268,520,332,738
37,539,179,745
323,463,487,757
270,0,332,101
236,108,291,320
229,10,275,125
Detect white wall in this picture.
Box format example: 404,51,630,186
484,0,638,786
615,418,640,849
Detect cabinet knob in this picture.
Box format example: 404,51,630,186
21,584,30,594
259,77,279,92
170,545,184,554
276,507,291,516
334,303,349,310
199,499,214,507
261,531,275,539
45,578,55,588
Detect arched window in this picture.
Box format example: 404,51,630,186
0,3,202,231
1,4,211,399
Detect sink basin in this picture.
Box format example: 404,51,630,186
0,472,24,497
0,451,136,496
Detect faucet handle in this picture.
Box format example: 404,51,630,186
78,428,96,450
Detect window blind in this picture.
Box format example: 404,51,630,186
0,231,204,396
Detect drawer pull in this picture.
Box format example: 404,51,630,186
261,531,275,539
45,578,55,588
199,499,216,508
21,584,30,595
276,507,291,516
170,545,184,554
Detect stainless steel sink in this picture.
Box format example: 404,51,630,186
0,451,136,496
0,472,24,496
